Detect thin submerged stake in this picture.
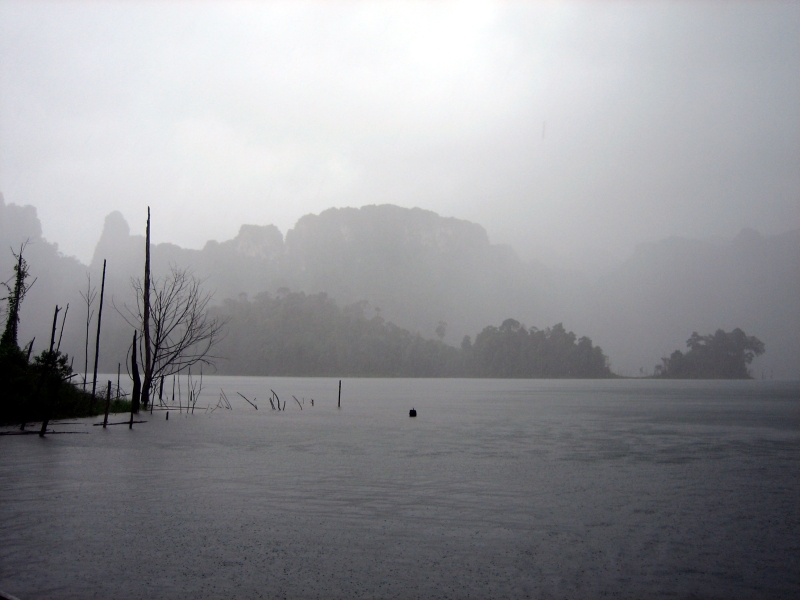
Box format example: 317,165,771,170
293,395,302,410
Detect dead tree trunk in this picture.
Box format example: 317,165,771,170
39,305,60,437
141,207,152,410
56,303,68,353
90,259,107,413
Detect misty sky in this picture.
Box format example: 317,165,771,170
1,1,798,272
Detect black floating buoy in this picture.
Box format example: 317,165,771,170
409,408,417,417
166,411,169,420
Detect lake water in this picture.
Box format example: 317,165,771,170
1,378,799,599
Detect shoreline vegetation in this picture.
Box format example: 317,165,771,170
0,246,131,427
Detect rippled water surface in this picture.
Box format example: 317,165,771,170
1,378,799,599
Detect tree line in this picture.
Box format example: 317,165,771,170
211,291,614,378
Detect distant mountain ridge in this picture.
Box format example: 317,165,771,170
89,204,575,352
2,193,797,378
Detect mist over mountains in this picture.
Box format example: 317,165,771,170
2,193,797,378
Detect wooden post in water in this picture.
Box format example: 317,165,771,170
338,380,341,408
103,380,112,427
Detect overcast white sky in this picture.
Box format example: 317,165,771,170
1,1,798,271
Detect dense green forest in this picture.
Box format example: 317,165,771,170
655,329,765,379
212,291,614,378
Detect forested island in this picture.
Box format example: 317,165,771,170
655,329,765,379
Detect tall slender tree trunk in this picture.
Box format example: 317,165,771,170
142,207,152,409
90,260,106,414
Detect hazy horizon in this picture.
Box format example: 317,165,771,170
1,1,798,272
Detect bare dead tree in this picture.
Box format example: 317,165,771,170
56,303,68,353
119,265,224,407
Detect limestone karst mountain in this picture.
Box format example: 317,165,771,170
89,204,575,354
